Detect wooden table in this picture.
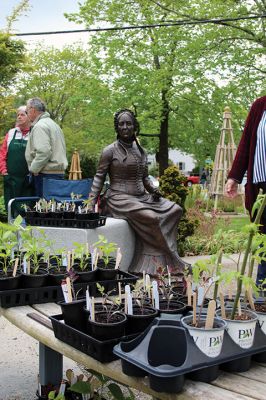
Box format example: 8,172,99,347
1,303,266,400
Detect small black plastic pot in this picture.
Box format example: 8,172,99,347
58,298,86,331
48,267,67,286
187,365,220,382
88,311,127,340
21,267,48,288
126,306,159,335
158,300,186,315
121,359,147,377
96,259,117,281
72,261,97,283
0,269,21,291
63,211,76,220
221,355,252,372
149,374,185,394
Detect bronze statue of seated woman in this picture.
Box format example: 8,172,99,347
89,109,190,275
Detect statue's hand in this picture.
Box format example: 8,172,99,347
153,190,162,202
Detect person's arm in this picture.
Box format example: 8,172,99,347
0,134,8,175
89,147,113,207
29,126,52,174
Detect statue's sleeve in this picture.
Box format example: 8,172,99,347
89,147,113,206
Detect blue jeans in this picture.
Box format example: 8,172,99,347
256,182,266,287
33,173,64,197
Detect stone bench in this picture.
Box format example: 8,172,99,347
33,217,135,271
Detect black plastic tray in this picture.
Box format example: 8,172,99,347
50,314,137,363
0,271,138,308
113,317,266,393
24,215,106,229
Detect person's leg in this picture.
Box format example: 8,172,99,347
33,175,43,197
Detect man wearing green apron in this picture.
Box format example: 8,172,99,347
0,106,34,216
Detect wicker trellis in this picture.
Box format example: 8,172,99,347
68,150,82,180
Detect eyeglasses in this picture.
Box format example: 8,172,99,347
25,106,33,114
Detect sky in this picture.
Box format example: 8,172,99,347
0,0,88,48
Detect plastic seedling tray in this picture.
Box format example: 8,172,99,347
0,271,138,308
113,317,266,394
50,314,137,363
24,215,106,229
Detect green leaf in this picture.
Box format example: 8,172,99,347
108,383,126,400
68,381,91,394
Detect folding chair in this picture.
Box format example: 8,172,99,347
8,177,93,223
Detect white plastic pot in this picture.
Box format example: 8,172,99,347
181,315,227,358
216,308,257,349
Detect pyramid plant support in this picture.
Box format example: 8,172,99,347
209,106,243,211
69,150,82,180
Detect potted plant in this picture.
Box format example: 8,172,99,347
0,219,21,291
86,282,126,340
19,224,50,288
76,198,99,220
72,242,96,283
93,235,119,280
58,268,86,331
124,279,159,335
155,266,186,314
48,246,69,286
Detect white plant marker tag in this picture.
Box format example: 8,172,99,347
90,246,95,269
115,247,122,269
145,274,151,298
12,258,19,277
90,297,95,321
23,257,27,273
86,287,91,311
125,285,133,315
166,265,171,286
62,253,67,267
59,381,66,394
95,202,98,213
197,286,204,306
152,280,159,309
118,282,122,302
205,299,216,329
61,281,69,302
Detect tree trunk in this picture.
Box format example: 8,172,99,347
158,91,170,176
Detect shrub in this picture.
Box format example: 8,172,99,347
159,165,197,255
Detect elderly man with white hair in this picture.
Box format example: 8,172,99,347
25,97,68,197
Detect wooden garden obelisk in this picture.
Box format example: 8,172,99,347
69,150,82,180
209,106,238,210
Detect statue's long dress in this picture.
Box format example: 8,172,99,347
89,140,188,274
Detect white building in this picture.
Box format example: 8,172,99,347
148,149,196,175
